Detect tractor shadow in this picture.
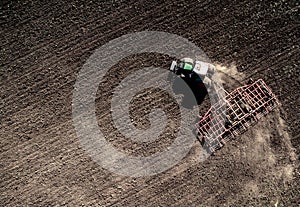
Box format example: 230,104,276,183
171,75,208,109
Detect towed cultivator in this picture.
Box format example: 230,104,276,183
196,79,280,153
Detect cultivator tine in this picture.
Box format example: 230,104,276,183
196,79,280,153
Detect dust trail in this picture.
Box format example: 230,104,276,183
238,109,297,205
213,62,246,84
274,109,298,162
240,116,276,167
250,125,276,166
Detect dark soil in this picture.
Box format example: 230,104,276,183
1,0,299,206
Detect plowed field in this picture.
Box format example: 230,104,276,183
1,0,299,206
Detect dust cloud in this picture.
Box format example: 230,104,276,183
213,62,246,84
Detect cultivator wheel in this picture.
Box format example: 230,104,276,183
196,79,280,153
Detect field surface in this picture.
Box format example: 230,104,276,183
1,0,299,206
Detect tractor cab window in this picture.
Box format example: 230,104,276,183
183,62,194,71
178,61,194,71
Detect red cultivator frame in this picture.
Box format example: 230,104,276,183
196,79,280,153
